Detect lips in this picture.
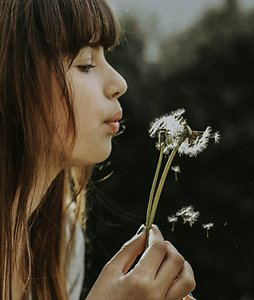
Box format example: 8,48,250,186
104,110,123,134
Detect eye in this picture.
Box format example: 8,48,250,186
77,64,96,73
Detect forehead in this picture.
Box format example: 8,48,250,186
73,46,104,60
76,47,92,57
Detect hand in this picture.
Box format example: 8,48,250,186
86,225,195,300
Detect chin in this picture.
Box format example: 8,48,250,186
94,147,112,164
68,145,112,166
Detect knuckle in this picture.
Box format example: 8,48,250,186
150,241,167,254
127,274,148,291
170,251,185,267
102,260,116,274
183,260,196,291
164,240,172,247
121,237,139,251
101,261,111,274
118,241,135,255
183,276,196,292
122,240,132,249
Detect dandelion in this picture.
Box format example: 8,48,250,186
167,215,178,231
171,165,181,181
203,223,214,237
145,108,220,235
149,109,218,157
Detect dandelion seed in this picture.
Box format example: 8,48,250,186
203,223,214,237
171,165,181,181
176,206,194,217
167,215,178,231
212,131,221,143
176,206,200,227
182,211,200,227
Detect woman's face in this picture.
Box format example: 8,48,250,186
64,47,127,166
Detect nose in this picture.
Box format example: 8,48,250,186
104,64,128,100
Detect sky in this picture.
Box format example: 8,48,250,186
108,0,254,36
108,0,254,61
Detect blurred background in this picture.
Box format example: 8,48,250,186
83,0,254,299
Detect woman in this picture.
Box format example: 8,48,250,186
0,0,196,299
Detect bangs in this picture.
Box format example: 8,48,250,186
58,0,121,56
33,0,121,59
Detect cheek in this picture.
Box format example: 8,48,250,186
64,69,113,165
69,103,113,165
73,90,93,135
72,78,101,135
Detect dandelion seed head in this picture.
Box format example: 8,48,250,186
149,109,188,151
149,118,165,139
149,108,220,157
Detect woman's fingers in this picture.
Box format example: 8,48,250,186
107,225,146,275
87,224,196,300
134,225,167,278
166,260,196,300
155,240,185,290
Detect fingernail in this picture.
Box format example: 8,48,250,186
149,224,159,233
150,224,159,230
136,224,145,235
188,292,197,300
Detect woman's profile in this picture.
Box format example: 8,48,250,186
0,0,196,299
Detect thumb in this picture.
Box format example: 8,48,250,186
109,225,146,274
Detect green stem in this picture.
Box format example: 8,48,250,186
145,146,164,229
147,146,178,231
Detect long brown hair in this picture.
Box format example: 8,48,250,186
0,0,120,299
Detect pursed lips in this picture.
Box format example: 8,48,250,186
104,110,123,134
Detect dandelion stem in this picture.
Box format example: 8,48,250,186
147,146,178,231
145,146,164,230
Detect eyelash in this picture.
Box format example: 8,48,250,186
77,64,96,73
